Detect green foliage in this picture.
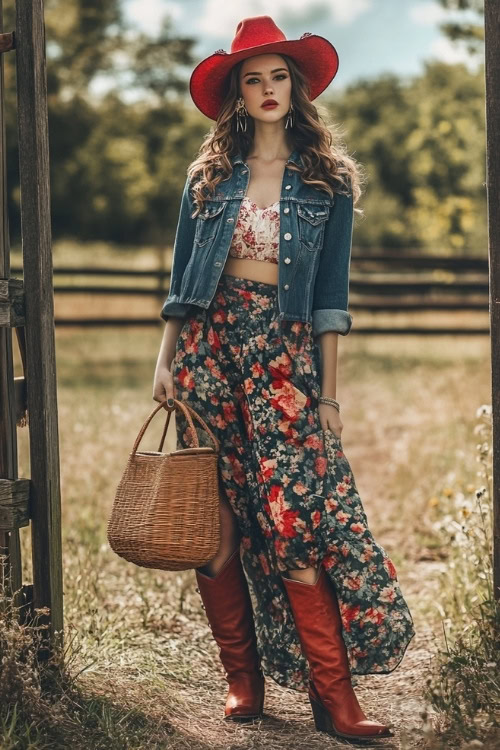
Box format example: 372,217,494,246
332,61,486,252
424,406,500,747
0,581,173,749
4,0,203,246
438,0,484,56
2,0,488,252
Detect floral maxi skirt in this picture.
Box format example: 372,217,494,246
171,272,415,692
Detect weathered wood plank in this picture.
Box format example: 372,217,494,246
15,0,63,644
0,277,25,325
0,31,15,53
485,1,500,600
0,0,22,599
0,477,30,530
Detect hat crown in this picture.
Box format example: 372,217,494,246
230,15,287,54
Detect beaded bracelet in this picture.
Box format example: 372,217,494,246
319,396,340,411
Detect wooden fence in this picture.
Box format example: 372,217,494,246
10,252,490,333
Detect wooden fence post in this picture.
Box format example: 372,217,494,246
0,1,22,600
14,0,63,645
484,0,500,600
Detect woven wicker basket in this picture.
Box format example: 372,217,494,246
107,398,221,571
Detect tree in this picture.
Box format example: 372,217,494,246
438,0,484,57
330,61,486,253
4,0,203,245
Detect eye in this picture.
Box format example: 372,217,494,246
245,74,288,85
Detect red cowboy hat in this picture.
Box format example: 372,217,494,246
189,15,339,121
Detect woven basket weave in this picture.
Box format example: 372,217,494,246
107,398,221,571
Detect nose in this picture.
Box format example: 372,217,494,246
263,82,274,95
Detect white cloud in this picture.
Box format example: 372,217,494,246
196,0,373,39
429,36,482,68
409,2,447,26
410,0,482,27
125,0,183,36
330,0,372,25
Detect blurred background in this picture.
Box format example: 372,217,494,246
3,0,489,333
4,0,489,332
4,0,488,252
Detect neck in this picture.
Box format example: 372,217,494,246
247,122,293,162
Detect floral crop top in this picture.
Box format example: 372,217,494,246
228,197,280,264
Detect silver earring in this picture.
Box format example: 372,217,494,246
285,102,295,129
235,96,248,132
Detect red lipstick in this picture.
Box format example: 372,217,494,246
261,99,278,109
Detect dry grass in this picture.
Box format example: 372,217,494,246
5,307,493,748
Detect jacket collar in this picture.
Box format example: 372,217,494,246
231,147,303,167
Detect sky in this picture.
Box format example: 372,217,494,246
100,0,483,102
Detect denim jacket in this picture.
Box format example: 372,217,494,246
160,147,354,337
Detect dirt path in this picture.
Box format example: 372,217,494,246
53,332,490,750
77,557,440,750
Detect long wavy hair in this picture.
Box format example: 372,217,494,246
187,54,366,218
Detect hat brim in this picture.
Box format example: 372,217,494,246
189,35,339,120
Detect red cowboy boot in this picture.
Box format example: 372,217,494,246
195,547,265,721
282,567,393,740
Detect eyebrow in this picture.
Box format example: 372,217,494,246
243,67,288,77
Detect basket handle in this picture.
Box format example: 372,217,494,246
157,398,220,453
131,398,220,456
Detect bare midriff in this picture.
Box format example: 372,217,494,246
222,257,278,286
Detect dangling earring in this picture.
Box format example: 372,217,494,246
235,96,248,132
285,102,295,129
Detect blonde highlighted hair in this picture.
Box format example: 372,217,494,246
187,54,366,218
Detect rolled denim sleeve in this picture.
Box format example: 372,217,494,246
312,190,354,337
160,175,196,322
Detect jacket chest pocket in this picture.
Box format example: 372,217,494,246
194,202,226,247
297,205,330,251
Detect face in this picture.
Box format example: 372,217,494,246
238,53,292,124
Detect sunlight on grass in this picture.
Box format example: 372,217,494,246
7,323,492,749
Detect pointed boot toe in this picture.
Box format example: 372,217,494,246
283,568,393,740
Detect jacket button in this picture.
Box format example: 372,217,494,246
285,184,292,190
283,284,290,290
284,207,290,214
284,232,292,240
284,257,291,264
227,218,234,223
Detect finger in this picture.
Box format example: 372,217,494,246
326,420,341,438
153,383,168,402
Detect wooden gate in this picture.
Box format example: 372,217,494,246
0,0,63,653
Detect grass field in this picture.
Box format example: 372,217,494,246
6,322,492,749
2,238,493,748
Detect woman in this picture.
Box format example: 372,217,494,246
153,15,414,742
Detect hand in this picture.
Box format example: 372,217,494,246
153,364,176,407
318,402,343,439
